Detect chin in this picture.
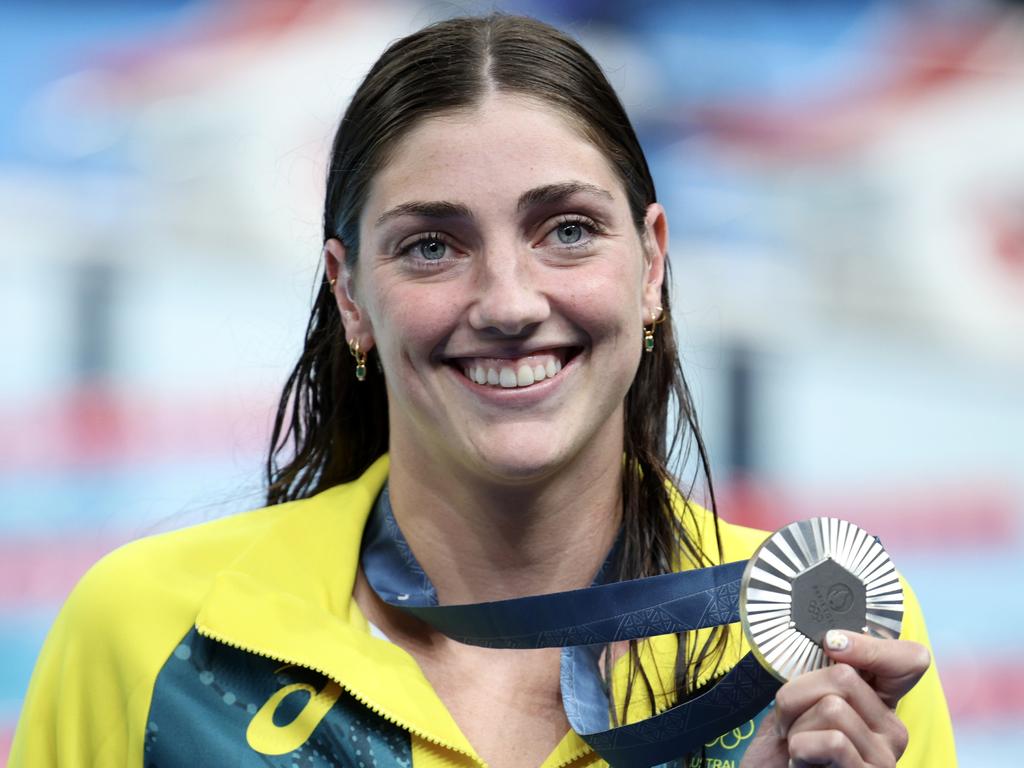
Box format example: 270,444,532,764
470,455,565,487
456,439,572,487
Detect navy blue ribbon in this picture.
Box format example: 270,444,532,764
361,487,780,767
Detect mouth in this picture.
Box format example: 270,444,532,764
452,348,579,389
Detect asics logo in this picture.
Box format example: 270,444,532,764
246,677,343,755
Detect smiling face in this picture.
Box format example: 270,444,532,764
327,93,666,487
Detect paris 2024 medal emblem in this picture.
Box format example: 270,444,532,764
739,517,905,681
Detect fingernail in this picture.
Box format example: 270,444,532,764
825,629,849,651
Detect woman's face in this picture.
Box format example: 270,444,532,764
328,93,666,486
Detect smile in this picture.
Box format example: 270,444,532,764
456,351,574,389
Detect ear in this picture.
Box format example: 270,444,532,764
641,203,668,321
324,238,374,351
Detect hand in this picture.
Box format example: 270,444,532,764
739,629,931,767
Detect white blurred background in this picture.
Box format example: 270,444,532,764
1,0,1022,763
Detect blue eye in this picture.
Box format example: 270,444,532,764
415,238,447,260
556,222,583,244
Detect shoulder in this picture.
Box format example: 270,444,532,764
49,500,310,694
8,506,287,766
70,501,293,621
79,453,390,606
67,456,388,638
10,461,388,766
891,577,958,762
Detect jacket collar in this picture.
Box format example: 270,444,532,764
194,455,483,760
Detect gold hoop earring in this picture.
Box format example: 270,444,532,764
349,339,367,381
327,276,337,290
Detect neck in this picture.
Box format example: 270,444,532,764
385,445,623,604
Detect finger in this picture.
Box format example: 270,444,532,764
823,629,931,708
788,693,906,767
774,662,892,738
736,710,791,766
788,728,866,768
789,694,878,764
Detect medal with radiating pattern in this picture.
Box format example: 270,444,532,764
740,517,904,681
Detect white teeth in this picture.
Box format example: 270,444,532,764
463,355,566,388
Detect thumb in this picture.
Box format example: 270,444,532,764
823,629,931,708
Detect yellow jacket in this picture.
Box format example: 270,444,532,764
11,455,956,766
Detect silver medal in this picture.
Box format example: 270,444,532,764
739,517,904,681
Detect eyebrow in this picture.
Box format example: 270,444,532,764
516,181,614,212
375,200,474,227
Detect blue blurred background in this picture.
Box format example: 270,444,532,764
2,0,1022,763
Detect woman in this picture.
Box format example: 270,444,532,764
12,14,954,767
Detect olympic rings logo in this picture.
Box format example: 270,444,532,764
705,718,755,750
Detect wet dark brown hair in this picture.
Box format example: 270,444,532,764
266,13,726,729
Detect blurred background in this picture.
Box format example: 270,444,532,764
1,0,1022,762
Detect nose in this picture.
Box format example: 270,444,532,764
467,249,550,337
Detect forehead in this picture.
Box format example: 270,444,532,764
362,93,627,220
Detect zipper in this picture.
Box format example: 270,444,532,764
195,621,488,767
550,744,595,768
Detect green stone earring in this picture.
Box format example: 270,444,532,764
643,306,662,353
349,339,367,381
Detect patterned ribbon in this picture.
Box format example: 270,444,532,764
360,487,781,767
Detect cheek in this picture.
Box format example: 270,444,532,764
371,282,462,359
560,268,645,340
